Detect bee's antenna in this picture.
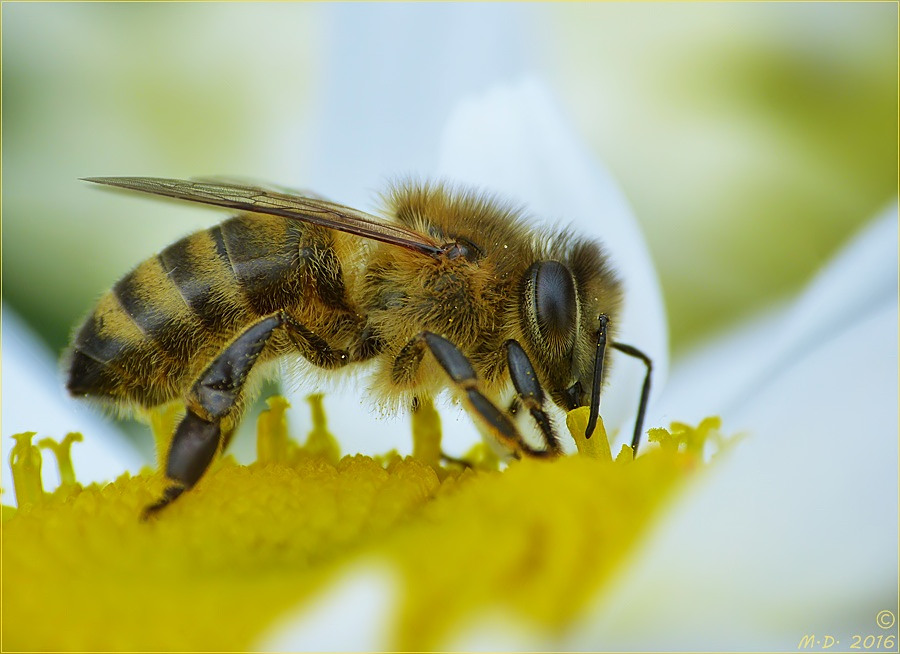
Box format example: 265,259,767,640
611,342,653,456
584,314,609,439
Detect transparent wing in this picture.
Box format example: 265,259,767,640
190,175,332,202
83,176,443,256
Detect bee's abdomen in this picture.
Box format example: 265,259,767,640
67,214,306,407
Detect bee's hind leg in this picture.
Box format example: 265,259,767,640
143,315,283,517
394,332,555,460
141,315,271,516
144,312,353,518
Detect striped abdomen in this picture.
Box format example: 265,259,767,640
66,212,313,408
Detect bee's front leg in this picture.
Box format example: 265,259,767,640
502,340,562,455
394,332,556,460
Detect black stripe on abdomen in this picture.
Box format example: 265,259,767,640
219,215,304,315
113,272,170,336
111,262,204,361
72,312,132,364
158,226,245,334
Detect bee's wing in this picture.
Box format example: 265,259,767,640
190,176,333,202
83,176,443,256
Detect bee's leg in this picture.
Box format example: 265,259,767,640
145,311,353,516
144,316,280,517
279,311,351,369
394,331,554,459
439,452,474,468
503,340,562,455
143,313,307,518
611,342,653,455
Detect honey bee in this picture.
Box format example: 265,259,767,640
66,177,652,515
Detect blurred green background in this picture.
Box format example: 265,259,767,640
2,2,896,358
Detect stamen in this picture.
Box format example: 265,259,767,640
301,394,340,464
566,406,612,462
38,432,83,487
4,394,728,651
257,395,291,463
411,396,442,469
9,432,44,507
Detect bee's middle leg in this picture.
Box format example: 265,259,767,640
145,311,351,517
393,332,555,459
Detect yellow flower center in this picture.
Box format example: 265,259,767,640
2,397,726,651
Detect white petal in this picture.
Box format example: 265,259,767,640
300,3,536,207
1,304,144,503
565,205,899,650
444,611,554,652
256,562,398,652
654,201,899,427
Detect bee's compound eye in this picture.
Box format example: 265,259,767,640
529,260,577,351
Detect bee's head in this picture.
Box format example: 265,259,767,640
519,242,623,424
